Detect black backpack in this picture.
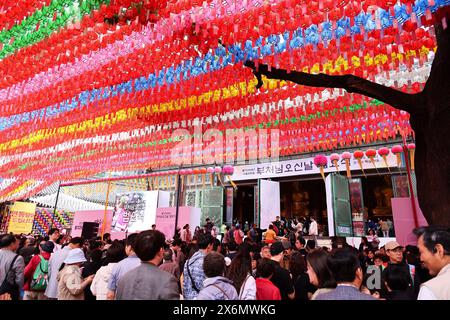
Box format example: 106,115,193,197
0,255,20,300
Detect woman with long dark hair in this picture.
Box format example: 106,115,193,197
359,237,370,253
306,249,337,300
226,244,256,300
289,251,314,300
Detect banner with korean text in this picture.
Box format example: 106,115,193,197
7,202,37,234
231,153,399,181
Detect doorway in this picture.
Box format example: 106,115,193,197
233,186,255,225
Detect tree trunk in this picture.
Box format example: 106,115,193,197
411,23,450,227
245,22,450,227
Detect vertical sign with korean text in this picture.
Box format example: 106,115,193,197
8,202,36,234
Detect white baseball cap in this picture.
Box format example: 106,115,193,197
64,248,87,264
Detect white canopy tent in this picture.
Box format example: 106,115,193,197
30,192,114,212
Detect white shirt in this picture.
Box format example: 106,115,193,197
238,274,256,300
417,286,438,300
91,263,118,300
309,221,318,236
51,240,62,253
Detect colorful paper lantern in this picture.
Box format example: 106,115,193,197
330,153,340,172
378,147,391,172
391,145,404,168
341,152,352,179
314,155,328,181
353,150,366,177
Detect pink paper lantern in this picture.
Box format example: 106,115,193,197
313,155,328,167
330,153,340,161
341,151,352,159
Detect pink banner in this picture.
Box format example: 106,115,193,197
391,197,429,246
71,210,113,237
155,207,201,240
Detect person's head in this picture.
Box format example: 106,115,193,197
105,241,126,264
289,251,306,280
374,254,384,267
39,240,55,254
282,241,292,256
328,248,363,287
103,233,111,243
25,237,35,247
275,216,280,221
269,242,285,262
203,252,226,278
268,224,274,230
63,248,87,267
367,249,375,260
306,239,316,251
227,241,237,252
125,233,138,256
163,248,173,262
197,233,215,252
385,241,404,264
361,237,368,245
184,224,189,230
48,228,60,242
171,239,182,249
368,229,375,236
69,237,83,249
414,226,450,276
295,236,306,250
384,264,411,292
151,224,156,230
206,218,210,223
0,234,18,251
257,258,275,279
88,239,102,252
306,249,336,289
260,245,271,259
212,238,221,252
134,230,166,264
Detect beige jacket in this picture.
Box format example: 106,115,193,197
420,263,450,300
57,265,86,300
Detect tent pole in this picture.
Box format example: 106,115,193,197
51,182,61,230
101,173,112,241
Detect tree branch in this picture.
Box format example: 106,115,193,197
244,61,423,115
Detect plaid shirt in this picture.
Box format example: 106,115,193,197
182,250,206,300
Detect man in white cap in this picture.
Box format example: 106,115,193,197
57,248,94,300
381,240,420,299
414,226,450,300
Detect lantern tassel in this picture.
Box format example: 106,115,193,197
382,155,391,173
319,166,326,182
345,158,352,179
410,149,415,171
227,175,237,190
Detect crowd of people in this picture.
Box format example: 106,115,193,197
0,221,449,300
